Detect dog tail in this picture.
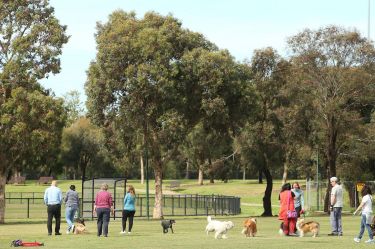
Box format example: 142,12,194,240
207,216,212,223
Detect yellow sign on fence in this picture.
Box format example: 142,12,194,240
356,182,365,192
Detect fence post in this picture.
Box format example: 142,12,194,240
172,195,174,216
27,198,30,218
184,195,187,216
205,196,208,216
221,196,224,215
195,194,198,216
140,197,143,217
213,195,216,216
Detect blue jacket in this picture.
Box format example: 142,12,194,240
123,193,136,211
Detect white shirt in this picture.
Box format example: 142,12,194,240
361,194,373,214
331,184,343,207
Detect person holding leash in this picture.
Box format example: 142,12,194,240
65,184,79,234
353,185,374,243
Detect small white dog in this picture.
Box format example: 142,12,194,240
205,216,234,239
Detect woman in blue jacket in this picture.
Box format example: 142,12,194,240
120,185,136,234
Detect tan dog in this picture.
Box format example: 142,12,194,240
296,218,319,237
241,218,257,237
73,218,89,234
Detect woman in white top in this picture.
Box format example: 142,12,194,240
353,185,374,243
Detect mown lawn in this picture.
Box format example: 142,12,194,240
5,179,355,218
0,215,369,249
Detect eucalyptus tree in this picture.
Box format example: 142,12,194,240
0,0,69,223
287,26,375,210
60,117,108,180
63,90,85,127
85,11,216,218
178,48,253,184
237,47,288,216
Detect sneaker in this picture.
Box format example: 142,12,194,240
55,232,62,235
354,238,360,243
288,233,298,236
365,239,375,244
128,232,131,234
66,230,70,234
120,231,126,234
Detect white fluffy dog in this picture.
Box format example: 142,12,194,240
205,216,234,239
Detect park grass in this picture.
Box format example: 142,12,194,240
6,179,351,218
0,215,370,249
5,179,286,218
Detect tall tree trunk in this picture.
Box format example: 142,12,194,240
198,166,203,185
343,182,357,208
81,164,86,182
323,160,330,212
140,155,144,185
0,173,6,223
208,159,214,184
185,160,190,179
281,162,288,185
261,167,273,216
242,166,246,181
153,163,163,219
324,178,332,213
324,116,338,212
258,169,263,184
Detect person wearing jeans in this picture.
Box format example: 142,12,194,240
121,185,136,234
353,185,374,243
328,177,343,236
94,183,113,237
64,185,79,234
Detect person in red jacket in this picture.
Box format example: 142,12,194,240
279,183,297,236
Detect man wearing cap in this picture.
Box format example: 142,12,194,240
44,180,63,236
328,176,343,236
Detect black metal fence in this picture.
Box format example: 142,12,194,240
5,193,241,219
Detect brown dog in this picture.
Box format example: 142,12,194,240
73,218,89,234
241,218,257,237
296,218,320,237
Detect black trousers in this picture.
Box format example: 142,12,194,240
97,208,110,236
47,204,61,234
122,210,136,232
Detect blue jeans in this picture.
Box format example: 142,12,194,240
357,214,373,240
330,207,342,235
65,206,77,231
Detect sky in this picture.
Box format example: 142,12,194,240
40,0,373,103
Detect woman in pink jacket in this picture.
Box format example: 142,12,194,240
93,183,114,237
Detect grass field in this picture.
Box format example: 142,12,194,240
2,179,370,248
0,215,370,249
5,179,356,220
